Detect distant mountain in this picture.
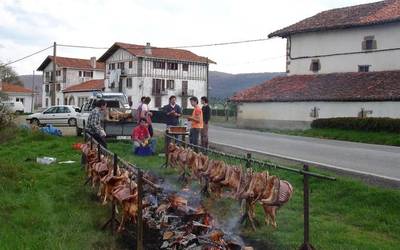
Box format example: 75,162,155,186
208,71,284,99
17,72,284,105
19,74,43,106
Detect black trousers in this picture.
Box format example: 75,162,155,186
90,132,107,148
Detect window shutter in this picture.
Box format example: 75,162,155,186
372,40,377,49
361,41,367,50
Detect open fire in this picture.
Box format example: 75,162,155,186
82,141,253,249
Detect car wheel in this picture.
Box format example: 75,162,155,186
76,126,82,136
68,118,77,127
31,118,40,126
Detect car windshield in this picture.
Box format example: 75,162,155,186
101,95,128,104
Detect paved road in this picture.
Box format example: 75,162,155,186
205,125,400,181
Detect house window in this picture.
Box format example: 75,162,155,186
153,61,165,69
358,108,373,118
362,36,377,50
182,63,189,71
110,63,115,70
167,80,175,89
310,107,319,118
152,79,165,94
129,61,133,68
45,98,49,107
57,98,60,105
310,59,321,72
16,98,24,104
117,62,125,70
45,84,49,93
358,65,370,72
83,71,93,77
126,78,132,88
79,71,82,77
56,70,61,76
56,84,61,91
167,62,178,70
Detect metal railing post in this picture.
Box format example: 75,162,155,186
300,164,315,250
111,153,118,234
245,153,251,168
83,120,87,141
137,169,144,250
97,143,101,162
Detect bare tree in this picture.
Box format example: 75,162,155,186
0,61,22,86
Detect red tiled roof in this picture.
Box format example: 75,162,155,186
37,56,105,71
63,79,104,93
98,42,215,64
269,0,400,37
1,83,32,93
230,71,400,102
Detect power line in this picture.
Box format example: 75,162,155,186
0,45,53,67
1,37,277,68
58,44,108,50
58,37,276,50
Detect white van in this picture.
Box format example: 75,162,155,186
0,101,24,114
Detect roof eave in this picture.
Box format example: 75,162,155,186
268,18,400,38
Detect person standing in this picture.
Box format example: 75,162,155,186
188,96,203,146
164,95,182,127
140,96,153,137
200,96,211,148
87,99,107,148
135,96,146,123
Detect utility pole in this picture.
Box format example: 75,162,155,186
206,57,209,98
51,42,57,106
31,70,35,113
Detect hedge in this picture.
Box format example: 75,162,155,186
311,117,400,133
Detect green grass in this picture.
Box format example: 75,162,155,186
209,119,400,146
1,129,400,249
282,128,400,146
0,129,129,249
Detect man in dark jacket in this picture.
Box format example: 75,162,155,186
201,96,211,148
163,95,182,127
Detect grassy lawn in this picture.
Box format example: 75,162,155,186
208,118,400,146
1,128,400,249
281,128,400,147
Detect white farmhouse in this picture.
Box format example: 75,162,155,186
98,42,214,109
232,0,400,130
37,56,105,108
0,82,33,113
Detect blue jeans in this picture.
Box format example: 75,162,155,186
132,138,157,154
189,128,200,146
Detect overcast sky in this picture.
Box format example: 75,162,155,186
0,0,377,75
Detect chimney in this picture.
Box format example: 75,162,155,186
90,57,96,69
145,42,152,55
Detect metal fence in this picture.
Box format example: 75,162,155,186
164,132,336,250
83,132,145,250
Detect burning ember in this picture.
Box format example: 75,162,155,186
81,141,253,249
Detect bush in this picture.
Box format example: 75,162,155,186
0,104,15,129
311,117,400,133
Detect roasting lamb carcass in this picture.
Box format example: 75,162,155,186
260,179,293,228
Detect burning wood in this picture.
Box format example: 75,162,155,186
81,141,253,249
167,142,294,229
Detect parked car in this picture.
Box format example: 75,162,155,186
0,101,24,114
76,92,131,136
26,105,80,127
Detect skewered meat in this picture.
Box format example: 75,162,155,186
261,180,293,228
100,169,130,205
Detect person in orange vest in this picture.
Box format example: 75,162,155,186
187,96,203,146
